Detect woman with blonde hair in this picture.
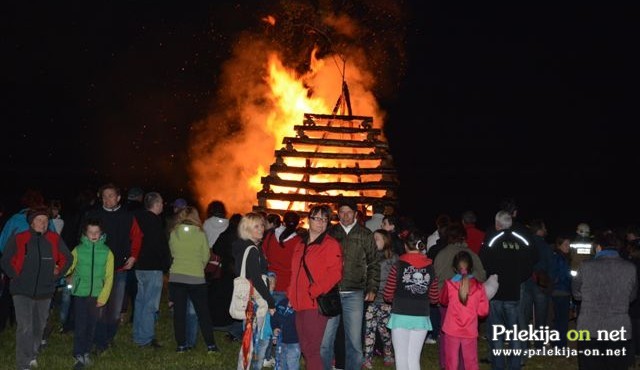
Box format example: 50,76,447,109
233,212,275,370
168,206,218,353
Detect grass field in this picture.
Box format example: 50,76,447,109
0,298,581,370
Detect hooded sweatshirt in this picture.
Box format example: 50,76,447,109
383,252,439,316
203,216,229,247
439,275,489,338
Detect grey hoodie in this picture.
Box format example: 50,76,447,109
203,216,229,247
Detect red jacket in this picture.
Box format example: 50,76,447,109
1,230,72,298
464,224,485,254
263,229,301,292
439,276,489,338
287,232,342,311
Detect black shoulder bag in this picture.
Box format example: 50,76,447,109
302,244,342,317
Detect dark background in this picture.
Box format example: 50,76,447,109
2,2,638,236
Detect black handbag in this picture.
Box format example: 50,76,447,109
315,284,341,317
302,245,342,317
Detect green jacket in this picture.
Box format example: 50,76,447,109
329,222,380,293
68,235,114,305
169,223,209,281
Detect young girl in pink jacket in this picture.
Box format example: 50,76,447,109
439,250,489,370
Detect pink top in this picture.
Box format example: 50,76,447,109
439,276,489,338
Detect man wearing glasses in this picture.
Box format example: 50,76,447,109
321,199,379,370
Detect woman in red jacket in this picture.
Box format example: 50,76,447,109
287,205,342,370
263,211,303,303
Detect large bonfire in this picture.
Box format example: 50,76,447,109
189,2,407,216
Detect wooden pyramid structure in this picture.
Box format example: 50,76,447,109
253,81,399,217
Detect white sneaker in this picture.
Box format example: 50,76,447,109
425,337,437,344
263,358,275,368
29,359,38,368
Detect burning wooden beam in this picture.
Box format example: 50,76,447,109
294,125,381,135
303,113,373,125
256,190,397,206
269,164,397,175
275,149,388,160
284,137,388,149
261,176,398,192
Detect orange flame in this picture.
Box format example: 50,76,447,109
190,38,385,216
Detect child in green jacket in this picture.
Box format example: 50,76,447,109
66,218,114,369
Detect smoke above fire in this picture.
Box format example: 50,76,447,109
189,1,407,214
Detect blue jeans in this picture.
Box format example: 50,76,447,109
133,270,163,345
59,284,72,324
252,338,271,370
235,316,270,370
185,298,198,347
321,290,364,370
95,270,127,350
277,342,301,370
519,278,550,350
486,300,521,370
263,291,287,362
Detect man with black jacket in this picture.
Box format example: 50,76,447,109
132,192,171,348
83,183,143,353
480,210,536,370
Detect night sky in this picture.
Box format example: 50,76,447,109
3,2,638,236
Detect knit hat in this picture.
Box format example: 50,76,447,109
173,198,187,209
27,206,49,225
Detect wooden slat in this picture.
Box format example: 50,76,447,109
284,137,388,149
269,164,397,175
275,149,387,160
256,191,397,205
261,176,398,192
293,125,380,135
303,112,374,122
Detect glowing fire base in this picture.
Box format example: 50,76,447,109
253,113,398,217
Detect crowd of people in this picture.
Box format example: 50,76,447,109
0,187,639,370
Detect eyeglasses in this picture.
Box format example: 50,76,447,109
309,216,328,222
